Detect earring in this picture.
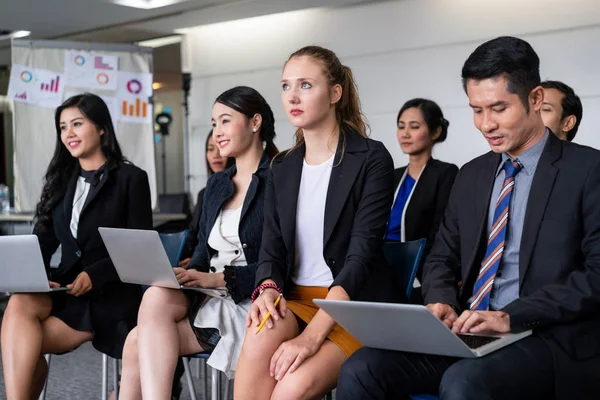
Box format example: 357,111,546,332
253,128,257,132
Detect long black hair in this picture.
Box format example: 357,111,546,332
205,129,234,175
215,86,279,158
35,93,126,230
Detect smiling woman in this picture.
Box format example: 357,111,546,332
60,109,106,165
118,86,278,399
1,93,152,400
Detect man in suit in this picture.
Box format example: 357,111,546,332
336,36,600,399
541,80,583,142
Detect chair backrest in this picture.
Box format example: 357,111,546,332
383,239,427,299
159,230,189,267
158,193,191,216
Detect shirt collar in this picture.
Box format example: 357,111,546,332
496,129,549,177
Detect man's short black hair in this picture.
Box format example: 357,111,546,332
462,36,540,112
541,80,583,141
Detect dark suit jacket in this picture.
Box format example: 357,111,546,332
254,127,402,303
422,133,600,398
34,160,152,358
181,188,206,260
392,159,458,244
189,153,270,304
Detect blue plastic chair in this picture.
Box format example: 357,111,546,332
383,240,440,400
158,230,189,267
383,239,426,300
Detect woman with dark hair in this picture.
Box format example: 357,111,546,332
386,98,458,244
178,130,234,268
1,93,152,399
119,86,278,399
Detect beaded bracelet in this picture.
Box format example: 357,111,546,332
251,282,282,302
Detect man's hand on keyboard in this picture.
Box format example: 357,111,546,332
452,310,510,334
426,303,458,328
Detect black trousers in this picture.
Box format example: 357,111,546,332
337,335,554,400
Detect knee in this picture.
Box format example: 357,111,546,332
239,326,273,363
138,287,181,320
439,360,487,400
337,348,374,395
140,286,172,310
4,294,49,319
239,315,297,371
340,348,370,379
122,328,139,362
272,372,317,400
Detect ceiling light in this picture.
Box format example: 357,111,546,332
109,0,187,9
11,31,31,39
0,30,31,41
137,35,182,48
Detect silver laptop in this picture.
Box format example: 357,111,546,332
0,235,70,293
98,227,227,297
314,299,531,358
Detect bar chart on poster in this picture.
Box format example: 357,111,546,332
122,98,148,118
40,75,60,92
7,65,65,108
117,71,153,124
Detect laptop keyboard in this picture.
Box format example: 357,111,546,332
457,334,500,349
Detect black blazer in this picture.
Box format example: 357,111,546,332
254,127,401,303
392,158,458,243
34,161,152,358
181,188,206,260
422,133,600,399
189,153,270,304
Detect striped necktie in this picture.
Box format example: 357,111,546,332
469,159,522,311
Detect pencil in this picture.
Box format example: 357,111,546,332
256,295,282,334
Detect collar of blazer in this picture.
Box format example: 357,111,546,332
208,151,271,227
221,151,271,179
465,132,562,287
395,157,442,184
272,125,369,252
62,159,118,239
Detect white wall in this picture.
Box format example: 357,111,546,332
184,0,600,197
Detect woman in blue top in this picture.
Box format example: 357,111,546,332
386,98,458,244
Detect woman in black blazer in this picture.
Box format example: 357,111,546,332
1,93,152,399
386,98,458,244
234,46,399,400
118,86,278,398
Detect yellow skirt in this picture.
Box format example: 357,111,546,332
286,285,362,357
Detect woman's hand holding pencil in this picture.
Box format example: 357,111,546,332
247,285,287,330
256,294,282,333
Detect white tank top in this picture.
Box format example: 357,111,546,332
292,155,335,287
